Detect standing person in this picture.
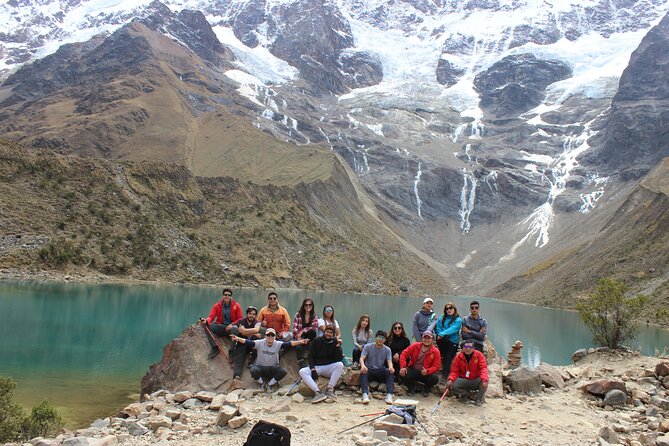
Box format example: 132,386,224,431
292,298,320,367
434,302,462,380
230,328,308,392
412,297,437,341
351,314,373,369
461,300,487,352
318,305,341,341
229,306,264,380
399,331,441,397
298,325,344,403
257,292,292,342
386,321,411,382
360,330,395,404
200,288,242,359
445,339,489,405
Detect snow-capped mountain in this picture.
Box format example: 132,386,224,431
2,0,668,295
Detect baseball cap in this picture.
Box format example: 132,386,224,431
423,297,434,304
266,328,277,336
422,331,434,338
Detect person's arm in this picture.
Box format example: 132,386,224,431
281,308,291,334
231,303,243,324
352,329,360,349
469,320,486,341
360,346,368,374
292,314,301,340
281,338,309,350
308,338,318,369
443,318,462,337
385,347,394,374
230,335,254,347
205,303,218,325
238,321,261,337
412,312,420,341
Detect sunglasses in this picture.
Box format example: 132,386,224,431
446,306,454,310
268,297,277,300
223,293,232,297
393,326,402,330
470,305,479,309
324,308,333,312
266,333,276,337
305,303,313,307
463,344,475,349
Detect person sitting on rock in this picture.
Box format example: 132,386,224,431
399,330,441,397
298,324,344,404
229,306,265,380
258,292,292,342
360,330,395,405
386,321,410,383
292,297,320,367
445,339,488,406
230,328,308,392
461,300,487,353
318,304,341,341
200,288,242,359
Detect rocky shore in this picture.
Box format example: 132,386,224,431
5,346,669,446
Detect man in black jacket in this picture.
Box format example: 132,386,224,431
298,324,344,403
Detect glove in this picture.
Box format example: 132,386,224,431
311,369,318,381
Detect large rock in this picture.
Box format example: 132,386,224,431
584,380,627,397
536,364,565,390
372,421,417,439
657,362,669,377
603,389,628,406
141,324,303,395
506,367,542,395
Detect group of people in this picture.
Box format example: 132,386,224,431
200,290,490,406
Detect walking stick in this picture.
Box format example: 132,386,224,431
283,377,302,397
202,321,230,362
431,387,449,414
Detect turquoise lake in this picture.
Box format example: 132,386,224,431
1,280,668,427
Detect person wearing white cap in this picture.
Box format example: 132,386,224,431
230,327,308,392
412,297,437,341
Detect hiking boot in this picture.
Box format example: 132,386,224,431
311,391,327,404
422,389,429,397
233,374,241,381
325,387,337,401
266,384,275,393
361,393,370,404
385,393,394,404
475,399,484,406
406,386,415,396
208,347,220,359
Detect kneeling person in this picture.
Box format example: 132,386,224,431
298,325,344,404
446,339,488,405
399,330,441,397
360,330,395,404
230,328,308,392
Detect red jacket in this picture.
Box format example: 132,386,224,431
399,342,441,375
206,299,242,325
448,350,488,383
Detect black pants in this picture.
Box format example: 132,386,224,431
203,323,230,350
437,337,458,379
352,346,363,363
250,365,287,383
232,342,253,377
404,368,439,392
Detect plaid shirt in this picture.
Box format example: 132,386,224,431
292,313,320,340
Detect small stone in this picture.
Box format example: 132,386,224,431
242,389,257,400
604,389,628,406
286,415,299,422
209,394,225,410
172,391,193,403
126,422,149,436
150,389,168,398
182,398,205,409
165,409,181,420
216,406,238,426
650,396,669,410
572,349,588,362
266,401,290,413
119,403,143,418
144,415,172,430
599,426,619,444
373,430,388,441
381,414,404,424
195,391,216,402
291,393,305,403
224,393,240,404
659,420,669,433
355,439,381,446
62,439,91,446
584,380,626,397
372,421,417,439
656,362,669,378
228,415,248,429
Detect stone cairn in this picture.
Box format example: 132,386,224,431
507,340,523,369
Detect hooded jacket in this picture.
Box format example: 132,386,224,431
412,308,436,341
206,299,242,325
448,349,488,383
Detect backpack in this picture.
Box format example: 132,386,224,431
385,405,417,425
243,420,291,446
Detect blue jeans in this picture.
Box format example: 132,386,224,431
360,367,394,394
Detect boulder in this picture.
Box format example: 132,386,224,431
487,362,504,398
144,415,172,430
209,394,225,410
372,421,417,439
584,380,626,397
141,324,303,395
506,367,542,395
216,405,238,426
572,349,588,363
598,426,620,444
344,369,361,387
650,396,669,410
194,391,216,402
228,415,249,429
656,362,669,377
604,389,628,406
537,364,565,390
172,391,193,403
658,435,669,446
126,421,149,436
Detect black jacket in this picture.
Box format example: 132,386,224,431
308,336,344,367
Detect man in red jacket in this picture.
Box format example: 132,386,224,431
399,331,441,397
200,288,242,359
446,339,489,405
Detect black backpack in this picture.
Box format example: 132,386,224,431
243,420,291,446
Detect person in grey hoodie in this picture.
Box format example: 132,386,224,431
412,297,437,341
461,300,487,352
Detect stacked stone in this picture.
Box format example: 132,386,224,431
506,340,523,369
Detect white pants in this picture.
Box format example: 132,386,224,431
299,362,344,392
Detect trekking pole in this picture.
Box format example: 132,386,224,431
202,320,230,362
431,387,449,414
336,412,387,435
283,377,302,397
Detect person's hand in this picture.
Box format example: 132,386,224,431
481,327,487,334
400,367,407,377
261,320,267,327
462,326,470,333
230,335,240,343
393,353,399,362
421,368,428,376
302,338,309,345
446,379,453,388
482,381,488,392
360,365,368,374
310,369,318,381
199,317,207,324
437,335,442,340
389,365,395,375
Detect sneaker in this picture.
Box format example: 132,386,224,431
361,393,370,404
342,357,353,367
208,347,220,359
266,384,275,393
233,374,241,380
422,389,429,397
475,399,484,406
311,391,327,404
385,393,393,404
351,362,360,370
325,387,337,401
406,386,415,396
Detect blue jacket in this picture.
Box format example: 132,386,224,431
434,316,462,344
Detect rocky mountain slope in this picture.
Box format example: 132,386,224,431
1,0,668,308
0,139,449,294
